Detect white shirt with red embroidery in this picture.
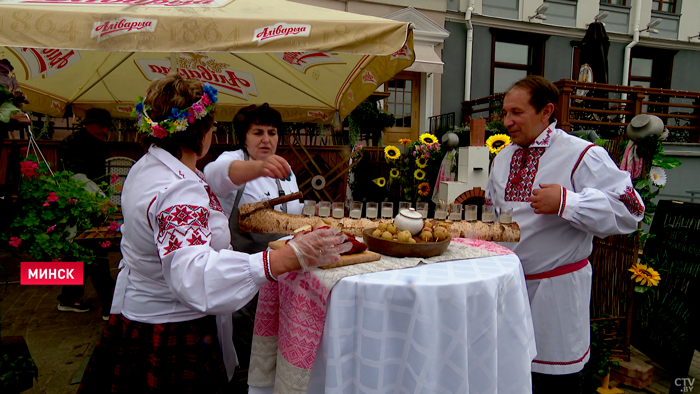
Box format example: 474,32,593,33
203,149,302,218
111,145,269,380
486,123,644,374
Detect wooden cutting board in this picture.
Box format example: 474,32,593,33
268,240,382,269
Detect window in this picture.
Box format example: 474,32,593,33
652,0,677,13
628,47,676,89
386,78,413,127
490,29,547,95
600,0,627,5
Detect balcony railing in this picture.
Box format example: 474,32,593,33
428,112,455,134
461,79,700,143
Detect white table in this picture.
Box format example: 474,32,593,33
252,254,536,394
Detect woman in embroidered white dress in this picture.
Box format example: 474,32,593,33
78,74,351,393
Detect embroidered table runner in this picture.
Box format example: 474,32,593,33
248,239,515,394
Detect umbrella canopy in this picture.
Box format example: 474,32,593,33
0,0,414,122
579,21,610,85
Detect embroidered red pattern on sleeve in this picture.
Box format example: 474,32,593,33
156,205,212,256
619,186,644,217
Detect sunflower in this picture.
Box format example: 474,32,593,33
414,169,426,180
418,182,430,196
629,263,661,287
486,134,512,154
390,168,400,178
419,133,438,145
384,145,401,160
416,156,428,168
398,138,412,145
372,177,386,187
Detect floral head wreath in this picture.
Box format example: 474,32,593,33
132,83,218,139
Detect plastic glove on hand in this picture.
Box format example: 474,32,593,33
287,228,352,271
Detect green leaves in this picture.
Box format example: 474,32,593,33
1,154,116,263
0,101,20,123
652,156,682,169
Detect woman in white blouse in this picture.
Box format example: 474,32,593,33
203,104,302,390
78,74,351,393
204,103,301,254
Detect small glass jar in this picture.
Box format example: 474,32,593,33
365,202,378,219
464,204,477,221
499,207,513,224
434,202,448,220
381,202,394,219
416,202,428,219
332,202,345,219
448,203,463,221
349,201,363,219
482,205,495,223
318,201,331,218
302,200,316,217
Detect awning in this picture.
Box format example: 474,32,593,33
405,44,443,74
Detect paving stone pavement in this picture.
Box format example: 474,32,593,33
1,251,119,394
1,250,699,393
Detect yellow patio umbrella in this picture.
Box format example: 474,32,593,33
0,0,414,123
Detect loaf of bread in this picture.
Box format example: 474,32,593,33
238,208,520,242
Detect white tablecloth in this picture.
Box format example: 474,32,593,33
251,254,536,394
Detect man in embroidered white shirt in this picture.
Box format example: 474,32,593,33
486,76,644,393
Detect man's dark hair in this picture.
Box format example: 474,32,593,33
233,103,284,151
509,75,559,123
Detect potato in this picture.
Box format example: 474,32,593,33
386,223,398,235
420,231,433,242
372,229,383,238
408,237,417,243
381,231,394,240
434,226,449,241
423,220,434,228
378,223,388,231
397,230,411,242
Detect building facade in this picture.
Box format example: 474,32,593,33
291,0,450,143
441,0,700,115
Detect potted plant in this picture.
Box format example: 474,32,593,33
0,152,117,393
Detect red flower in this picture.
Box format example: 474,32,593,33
46,225,56,233
20,147,28,154
107,222,121,231
20,161,38,177
47,192,58,202
110,174,119,184
68,199,78,204
99,241,111,248
42,202,50,207
152,125,168,139
9,237,21,247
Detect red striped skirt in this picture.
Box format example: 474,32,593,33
78,314,228,393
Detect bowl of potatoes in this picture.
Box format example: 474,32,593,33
362,221,451,258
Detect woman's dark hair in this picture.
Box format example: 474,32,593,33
233,103,284,151
142,73,215,158
509,75,559,124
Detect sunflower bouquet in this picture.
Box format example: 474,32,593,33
375,133,443,202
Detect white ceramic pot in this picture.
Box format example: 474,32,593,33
394,208,424,235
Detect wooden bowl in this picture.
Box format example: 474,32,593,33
362,228,451,258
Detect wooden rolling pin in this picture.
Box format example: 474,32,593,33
238,191,303,220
